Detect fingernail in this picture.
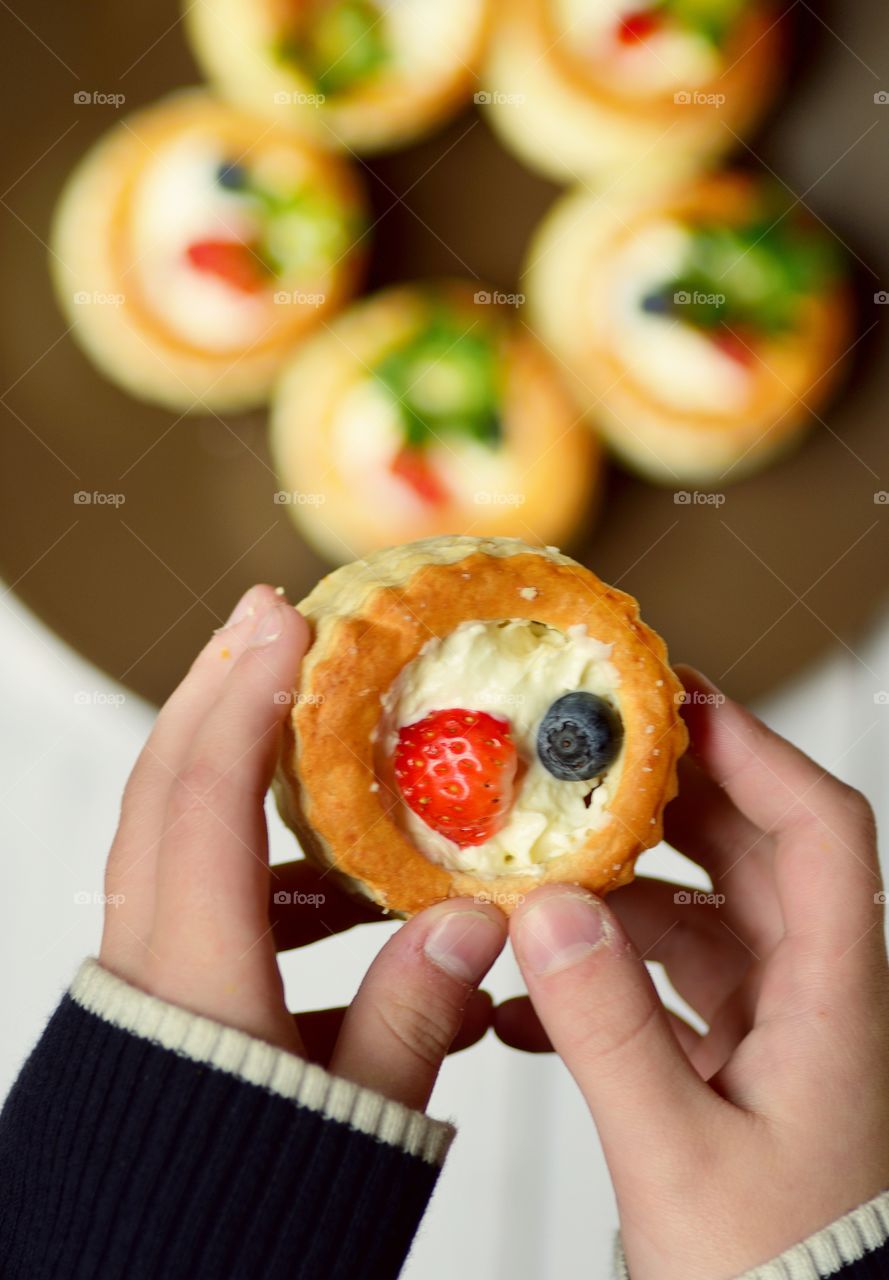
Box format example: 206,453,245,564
249,603,287,648
680,666,723,701
219,587,258,630
424,909,504,983
517,892,611,976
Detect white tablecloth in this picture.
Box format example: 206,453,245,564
2,588,888,1280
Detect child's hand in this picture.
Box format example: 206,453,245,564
99,585,507,1114
496,666,889,1279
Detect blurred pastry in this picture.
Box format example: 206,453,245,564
481,0,782,187
269,281,601,563
274,534,688,915
184,0,490,153
525,171,853,484
51,89,367,412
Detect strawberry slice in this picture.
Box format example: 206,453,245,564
617,9,662,43
394,708,517,847
185,239,267,294
711,329,757,367
389,446,450,507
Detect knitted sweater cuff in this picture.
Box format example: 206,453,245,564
71,957,454,1163
0,958,455,1280
613,1187,889,1280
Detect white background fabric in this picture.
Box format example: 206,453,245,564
2,588,888,1280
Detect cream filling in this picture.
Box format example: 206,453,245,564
383,0,486,83
130,134,271,351
331,378,519,518
599,219,752,414
555,0,720,93
379,618,624,877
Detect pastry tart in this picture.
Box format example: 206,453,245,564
268,281,601,563
481,0,782,187
184,0,490,153
50,90,367,412
525,171,853,484
274,535,687,916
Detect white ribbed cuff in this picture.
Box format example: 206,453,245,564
71,957,455,1166
613,1188,889,1280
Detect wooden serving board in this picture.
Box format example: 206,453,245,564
1,0,887,705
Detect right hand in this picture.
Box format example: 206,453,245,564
100,583,506,1113
496,666,889,1279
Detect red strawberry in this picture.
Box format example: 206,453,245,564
394,708,517,847
617,10,662,43
711,328,757,367
185,239,267,294
389,447,450,507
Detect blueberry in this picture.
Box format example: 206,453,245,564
536,692,623,782
217,161,247,190
640,288,671,316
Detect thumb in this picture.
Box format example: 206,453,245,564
330,899,507,1112
510,886,719,1184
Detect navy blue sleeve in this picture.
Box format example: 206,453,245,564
0,963,454,1280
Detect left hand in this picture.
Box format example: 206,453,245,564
493,667,889,1279
99,583,507,1112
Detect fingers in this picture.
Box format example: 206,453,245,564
153,601,308,941
118,585,285,843
295,990,493,1067
330,900,507,1111
103,585,286,967
494,996,553,1053
270,860,385,950
677,665,873,847
495,993,705,1067
665,754,769,879
608,876,751,1024
509,885,725,1186
664,756,783,952
676,666,881,953
142,602,309,1046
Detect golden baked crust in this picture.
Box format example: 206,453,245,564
268,282,602,563
50,89,366,412
184,0,492,153
274,536,687,916
483,0,782,187
525,172,854,484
